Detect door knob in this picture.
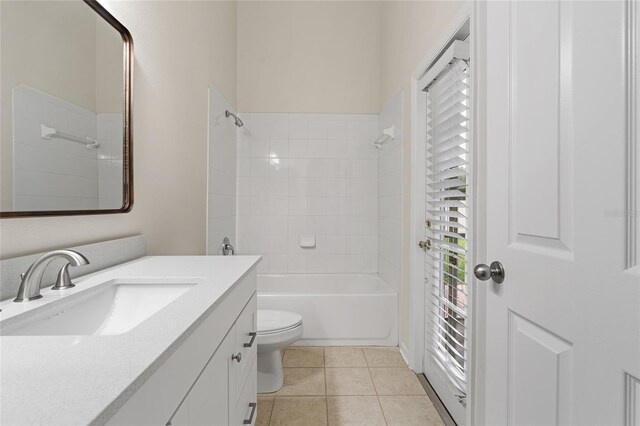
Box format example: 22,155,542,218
474,261,505,284
418,240,431,251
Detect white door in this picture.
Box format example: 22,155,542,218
484,1,640,425
422,40,471,426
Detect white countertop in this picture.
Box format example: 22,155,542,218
0,255,261,426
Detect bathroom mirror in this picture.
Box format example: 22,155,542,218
0,0,133,217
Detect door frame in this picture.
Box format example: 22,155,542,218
408,2,486,424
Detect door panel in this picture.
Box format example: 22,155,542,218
510,0,575,254
188,329,233,425
626,373,640,425
508,312,572,426
511,0,564,242
484,1,640,425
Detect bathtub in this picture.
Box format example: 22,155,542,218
257,274,398,346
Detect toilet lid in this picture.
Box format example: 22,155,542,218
258,310,302,334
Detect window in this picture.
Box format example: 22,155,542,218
425,56,470,403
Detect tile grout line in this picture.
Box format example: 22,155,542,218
322,347,329,426
266,397,274,426
366,351,390,426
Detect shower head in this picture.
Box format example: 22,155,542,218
225,110,244,127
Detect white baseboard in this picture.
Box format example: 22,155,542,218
399,342,409,366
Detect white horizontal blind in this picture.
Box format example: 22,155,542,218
425,58,470,402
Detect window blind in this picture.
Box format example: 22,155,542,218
425,58,470,403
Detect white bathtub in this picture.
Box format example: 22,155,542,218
257,274,398,346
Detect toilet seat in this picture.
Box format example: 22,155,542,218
258,310,302,335
256,309,304,393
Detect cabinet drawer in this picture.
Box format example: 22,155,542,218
233,358,257,426
233,293,257,402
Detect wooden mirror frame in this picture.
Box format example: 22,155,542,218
1,0,133,218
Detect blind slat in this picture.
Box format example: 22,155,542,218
428,189,467,200
428,218,468,229
427,260,466,278
433,114,469,137
429,301,467,330
431,89,469,114
428,145,468,164
430,313,468,341
430,135,469,154
428,166,468,181
431,295,468,320
428,209,467,220
427,200,467,210
427,258,468,277
430,229,466,241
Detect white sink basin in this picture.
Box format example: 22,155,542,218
2,282,196,336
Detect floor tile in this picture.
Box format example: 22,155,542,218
379,395,444,426
283,347,325,367
274,368,326,396
267,348,447,425
269,397,328,426
325,368,376,396
327,396,386,426
363,347,406,367
324,347,367,367
256,396,274,426
370,368,426,395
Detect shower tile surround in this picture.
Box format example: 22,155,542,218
12,85,123,211
378,92,403,292
235,113,380,274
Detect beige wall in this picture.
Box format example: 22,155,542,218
0,0,237,258
379,1,465,347
237,1,380,113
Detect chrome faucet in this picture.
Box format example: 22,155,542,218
14,250,90,302
222,237,235,256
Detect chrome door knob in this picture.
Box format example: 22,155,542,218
474,261,505,284
232,352,242,363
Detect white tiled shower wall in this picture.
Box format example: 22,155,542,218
12,85,122,210
97,113,124,209
235,113,380,274
378,91,403,293
207,87,237,255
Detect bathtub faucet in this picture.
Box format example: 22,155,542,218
222,237,235,256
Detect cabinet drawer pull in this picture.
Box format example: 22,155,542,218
243,332,257,348
232,352,242,363
243,402,257,425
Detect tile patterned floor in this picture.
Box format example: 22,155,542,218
257,347,445,426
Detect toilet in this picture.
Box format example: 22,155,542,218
257,310,303,393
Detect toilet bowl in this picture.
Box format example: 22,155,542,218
257,310,303,393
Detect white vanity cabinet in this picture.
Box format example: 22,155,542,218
107,268,258,426
169,294,257,426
